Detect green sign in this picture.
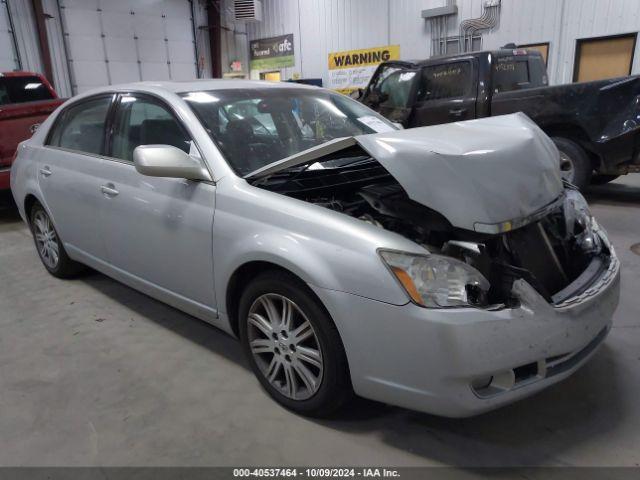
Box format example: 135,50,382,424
250,34,294,71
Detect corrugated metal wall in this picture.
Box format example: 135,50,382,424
3,0,640,89
1,0,209,98
0,0,20,71
1,0,43,74
238,0,640,86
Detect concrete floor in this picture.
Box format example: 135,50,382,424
0,176,639,468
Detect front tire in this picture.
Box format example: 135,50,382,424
239,271,352,417
552,137,592,190
29,203,84,278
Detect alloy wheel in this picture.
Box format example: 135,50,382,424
247,293,324,400
33,210,59,269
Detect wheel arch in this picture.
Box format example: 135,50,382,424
542,123,602,170
225,260,331,339
24,193,41,222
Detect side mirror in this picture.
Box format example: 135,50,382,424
392,122,404,130
133,145,212,181
349,88,364,100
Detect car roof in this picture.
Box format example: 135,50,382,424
77,79,318,98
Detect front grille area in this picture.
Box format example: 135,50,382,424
501,205,610,304
471,326,610,398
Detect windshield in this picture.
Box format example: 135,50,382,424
181,88,396,175
0,76,54,105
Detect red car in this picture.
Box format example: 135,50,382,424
0,71,64,190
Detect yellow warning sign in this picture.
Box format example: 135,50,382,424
328,45,400,93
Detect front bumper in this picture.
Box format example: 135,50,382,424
311,252,620,417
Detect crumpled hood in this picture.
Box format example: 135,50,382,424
355,112,564,231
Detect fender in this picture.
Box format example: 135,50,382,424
212,178,420,314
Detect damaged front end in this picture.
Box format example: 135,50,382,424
248,114,617,311
428,186,616,309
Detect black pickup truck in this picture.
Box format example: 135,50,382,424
360,48,640,189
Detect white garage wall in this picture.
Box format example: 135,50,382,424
220,0,249,75
235,0,640,86
0,0,20,71
1,0,43,74
56,0,200,94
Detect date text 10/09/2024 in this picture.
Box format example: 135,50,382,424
233,468,401,478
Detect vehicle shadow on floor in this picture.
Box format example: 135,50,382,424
586,179,640,205
80,270,249,370
0,192,21,224
81,267,626,466
315,344,625,466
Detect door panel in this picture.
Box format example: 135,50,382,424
100,161,216,309
410,60,477,127
38,94,114,261
101,93,216,310
37,147,109,261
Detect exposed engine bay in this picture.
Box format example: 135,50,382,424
252,147,612,309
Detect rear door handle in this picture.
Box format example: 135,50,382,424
100,184,119,197
39,166,52,177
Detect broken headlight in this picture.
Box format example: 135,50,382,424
379,250,490,308
564,189,602,254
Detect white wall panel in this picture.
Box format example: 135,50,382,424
41,0,72,96
0,0,19,71
6,0,42,74
58,0,199,93
239,0,640,87
193,0,211,77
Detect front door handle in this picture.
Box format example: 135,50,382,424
449,108,468,116
100,184,119,197
39,166,52,177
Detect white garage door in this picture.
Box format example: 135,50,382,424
0,0,20,72
59,0,198,94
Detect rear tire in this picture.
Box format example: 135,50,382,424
239,270,352,417
552,137,592,190
29,203,84,278
591,174,620,185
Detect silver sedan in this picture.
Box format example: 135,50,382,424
11,80,620,417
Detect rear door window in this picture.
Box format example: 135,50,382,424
418,61,473,101
0,76,54,105
493,55,547,93
47,96,113,155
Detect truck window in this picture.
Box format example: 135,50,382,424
418,62,472,101
378,70,417,108
493,55,547,93
370,65,405,93
0,76,54,105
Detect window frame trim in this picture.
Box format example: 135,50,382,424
44,93,117,156
105,92,212,181
106,92,195,165
43,90,214,182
